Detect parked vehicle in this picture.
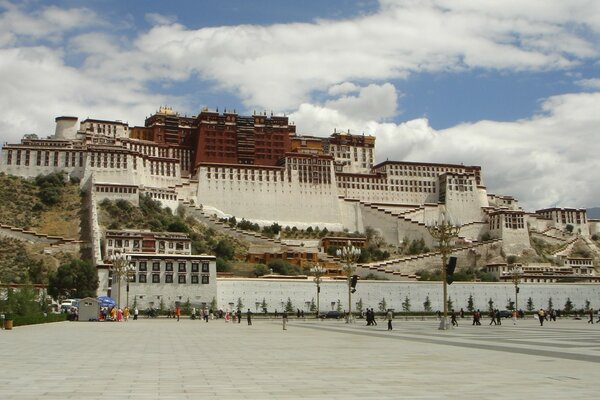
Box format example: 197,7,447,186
498,310,512,318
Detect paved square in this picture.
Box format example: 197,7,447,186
1,316,598,399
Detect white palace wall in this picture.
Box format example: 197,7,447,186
217,278,600,313
196,166,344,230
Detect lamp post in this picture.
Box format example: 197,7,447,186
511,266,523,312
336,243,362,323
109,252,133,309
426,214,460,330
310,263,326,318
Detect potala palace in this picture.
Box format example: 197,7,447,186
2,106,600,310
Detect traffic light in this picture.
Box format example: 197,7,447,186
351,275,358,293
446,257,457,285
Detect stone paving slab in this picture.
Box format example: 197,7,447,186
0,317,598,399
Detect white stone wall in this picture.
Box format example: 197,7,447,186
217,278,600,313
196,165,343,230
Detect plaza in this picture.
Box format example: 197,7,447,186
1,317,599,399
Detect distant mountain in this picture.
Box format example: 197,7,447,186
587,207,600,219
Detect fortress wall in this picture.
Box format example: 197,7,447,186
458,222,489,242
338,200,364,233
501,227,532,255
445,190,486,225
217,278,600,313
196,166,343,230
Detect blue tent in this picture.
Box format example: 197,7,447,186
97,296,116,308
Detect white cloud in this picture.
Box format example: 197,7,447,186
324,83,398,121
328,82,360,96
291,91,600,211
145,13,178,26
576,78,600,90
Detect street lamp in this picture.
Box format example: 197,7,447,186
310,263,326,318
336,243,362,323
511,266,523,312
109,252,133,309
426,213,460,330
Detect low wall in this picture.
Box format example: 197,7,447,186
217,278,600,313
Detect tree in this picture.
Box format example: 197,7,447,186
467,294,474,312
310,298,316,312
402,296,411,312
216,258,231,272
378,297,387,312
548,297,554,310
261,298,268,313
356,298,363,314
563,298,574,315
210,297,217,311
488,298,495,313
215,240,234,260
565,224,574,234
447,296,454,311
423,296,432,312
336,299,342,312
159,297,165,314
285,297,294,313
585,299,591,311
506,298,515,311
526,297,534,312
253,264,269,277
48,259,98,299
182,298,191,315
236,297,244,310
1,286,42,317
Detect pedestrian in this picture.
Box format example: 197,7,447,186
116,307,123,322
460,308,465,318
282,311,288,330
386,309,393,331
489,309,497,325
301,310,304,319
372,308,377,326
225,309,230,322
133,307,138,320
366,308,372,326
512,309,517,325
538,308,545,326
496,309,502,326
247,309,252,325
175,306,181,322
237,309,242,324
588,308,594,324
123,307,130,321
451,310,458,327
297,308,301,319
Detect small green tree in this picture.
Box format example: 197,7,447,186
236,297,244,311
526,297,534,312
402,296,411,312
506,298,515,311
356,298,363,314
565,224,574,234
548,297,553,310
467,294,474,312
285,297,294,313
423,296,432,312
336,299,342,312
210,296,217,311
488,298,495,313
261,297,268,312
585,300,591,311
159,297,165,314
309,298,316,312
379,297,387,312
182,298,191,315
564,298,574,315
253,264,269,277
48,259,99,299
447,296,454,311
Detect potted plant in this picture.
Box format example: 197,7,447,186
3,312,13,330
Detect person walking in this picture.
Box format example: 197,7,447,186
123,307,130,321
175,306,181,322
237,309,242,324
538,308,545,326
282,311,288,330
386,309,393,331
512,309,517,325
489,309,497,325
247,309,252,325
372,308,377,326
496,309,502,326
588,308,594,324
451,310,458,327
133,307,138,320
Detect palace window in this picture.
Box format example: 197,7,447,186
138,274,147,283
165,274,173,283
178,263,186,272
152,262,160,271
202,276,209,284
202,262,209,272
152,274,160,283
191,263,199,273
191,275,199,284
178,275,186,284
139,262,147,271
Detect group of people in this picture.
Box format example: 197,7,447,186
364,308,378,326
100,306,138,321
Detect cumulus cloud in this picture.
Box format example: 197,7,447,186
145,13,178,26
292,90,600,211
576,78,600,90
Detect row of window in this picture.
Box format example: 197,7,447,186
133,274,209,284
6,150,84,167
135,261,209,273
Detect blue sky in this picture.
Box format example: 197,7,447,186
1,0,599,210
